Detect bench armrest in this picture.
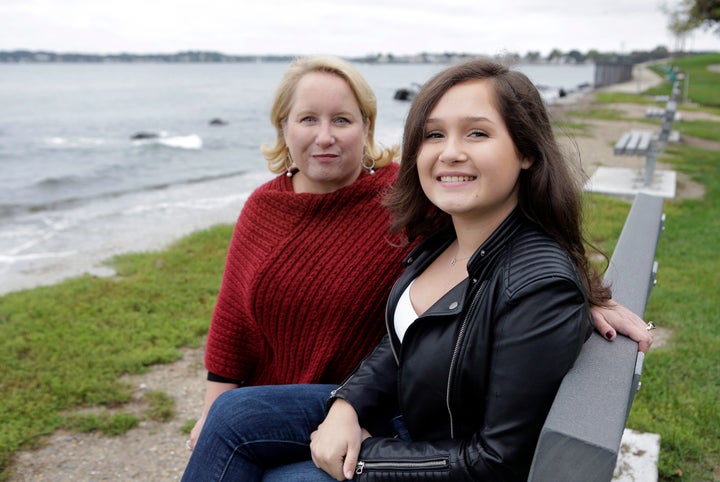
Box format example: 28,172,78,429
528,193,665,482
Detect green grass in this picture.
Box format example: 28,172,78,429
57,390,174,436
596,92,658,105
570,54,720,480
1,54,719,480
645,53,720,107
674,119,720,142
672,103,720,116
62,412,140,436
565,106,629,121
180,419,196,435
627,142,720,481
0,225,231,479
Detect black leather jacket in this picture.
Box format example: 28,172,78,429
330,210,592,481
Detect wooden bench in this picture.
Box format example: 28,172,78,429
657,100,680,145
614,81,682,186
645,107,664,119
646,81,681,121
613,130,654,156
529,193,665,482
645,107,682,122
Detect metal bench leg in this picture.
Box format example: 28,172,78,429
644,144,658,187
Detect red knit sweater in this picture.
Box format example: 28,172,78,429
204,164,410,386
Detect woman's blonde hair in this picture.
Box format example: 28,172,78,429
260,55,398,174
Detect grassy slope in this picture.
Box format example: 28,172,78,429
590,53,720,481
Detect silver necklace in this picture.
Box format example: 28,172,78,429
450,253,471,266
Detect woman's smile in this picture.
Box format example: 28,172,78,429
437,174,477,184
313,153,339,161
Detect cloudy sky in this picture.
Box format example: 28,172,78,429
1,0,718,57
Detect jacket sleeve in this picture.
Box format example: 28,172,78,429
352,276,589,481
329,335,400,438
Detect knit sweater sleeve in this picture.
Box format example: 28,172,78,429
203,182,276,383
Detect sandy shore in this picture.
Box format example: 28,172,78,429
6,64,718,481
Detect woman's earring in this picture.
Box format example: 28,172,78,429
361,152,376,175
285,154,296,177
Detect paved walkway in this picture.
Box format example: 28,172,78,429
599,63,665,94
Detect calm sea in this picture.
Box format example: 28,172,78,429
0,61,594,294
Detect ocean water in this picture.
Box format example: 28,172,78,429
0,61,594,294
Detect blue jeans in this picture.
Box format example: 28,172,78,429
181,384,339,482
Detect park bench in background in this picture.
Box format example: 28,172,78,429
586,80,682,198
639,87,682,186
529,193,665,482
645,106,682,122
613,130,654,156
612,82,681,183
646,83,682,123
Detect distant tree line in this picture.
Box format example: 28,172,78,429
0,50,296,63
0,45,708,64
497,45,676,64
369,45,694,65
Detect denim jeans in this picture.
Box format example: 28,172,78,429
181,384,339,482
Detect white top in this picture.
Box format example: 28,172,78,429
394,280,419,343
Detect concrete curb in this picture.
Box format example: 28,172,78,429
614,429,661,481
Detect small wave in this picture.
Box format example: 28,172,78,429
159,134,202,149
125,192,251,215
45,136,108,148
0,170,249,218
0,250,77,265
132,134,203,150
1,218,70,256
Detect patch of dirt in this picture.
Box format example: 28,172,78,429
8,347,206,481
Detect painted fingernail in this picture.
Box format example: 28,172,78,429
605,330,616,340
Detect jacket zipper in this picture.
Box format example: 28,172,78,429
329,357,365,399
446,279,487,439
355,459,450,475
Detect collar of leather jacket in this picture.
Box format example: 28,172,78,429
402,206,526,275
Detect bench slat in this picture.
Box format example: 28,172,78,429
645,107,665,119
635,131,653,154
625,131,642,154
613,132,633,155
614,130,654,156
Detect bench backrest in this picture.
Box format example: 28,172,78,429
528,193,665,482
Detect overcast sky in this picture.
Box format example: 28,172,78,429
1,0,718,57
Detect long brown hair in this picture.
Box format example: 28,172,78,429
385,59,610,306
